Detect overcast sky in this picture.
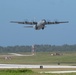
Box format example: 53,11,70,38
0,0,76,46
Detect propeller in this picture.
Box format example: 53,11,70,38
45,19,51,24
31,17,37,24
54,19,62,24
24,19,28,23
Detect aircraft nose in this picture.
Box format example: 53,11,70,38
42,19,46,23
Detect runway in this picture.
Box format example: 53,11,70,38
0,64,76,69
0,64,76,73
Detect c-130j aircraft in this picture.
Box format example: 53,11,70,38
10,19,69,30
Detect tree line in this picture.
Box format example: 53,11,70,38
0,44,76,53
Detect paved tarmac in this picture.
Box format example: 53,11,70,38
0,64,76,73
0,64,76,69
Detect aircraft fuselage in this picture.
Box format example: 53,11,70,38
34,19,46,30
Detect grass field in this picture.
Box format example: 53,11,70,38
0,69,76,75
0,52,76,75
0,52,76,65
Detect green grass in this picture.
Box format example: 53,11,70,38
0,69,76,75
0,52,76,65
0,69,34,75
0,52,76,75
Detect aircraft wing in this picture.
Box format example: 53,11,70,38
10,21,37,25
46,21,69,25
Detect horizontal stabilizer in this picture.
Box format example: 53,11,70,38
24,26,33,28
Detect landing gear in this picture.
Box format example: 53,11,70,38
42,27,44,30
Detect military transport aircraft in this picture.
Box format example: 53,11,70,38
10,19,69,30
